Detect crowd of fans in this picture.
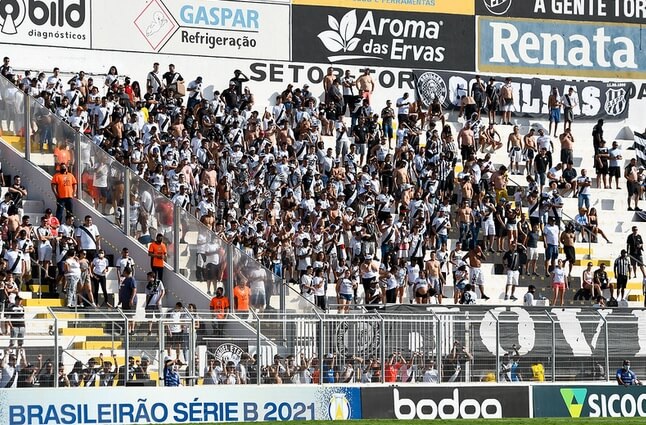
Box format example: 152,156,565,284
0,57,644,314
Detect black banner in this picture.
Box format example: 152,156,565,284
413,69,632,121
291,5,475,72
476,0,646,24
361,386,530,419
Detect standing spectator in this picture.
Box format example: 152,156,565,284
118,267,137,333
233,279,250,313
608,141,623,190
380,100,395,145
355,68,375,103
163,356,181,387
502,243,521,301
499,77,514,125
627,226,645,278
116,247,136,282
209,285,230,337
614,250,631,300
145,271,165,335
547,87,562,137
396,93,411,127
90,249,109,306
550,258,568,306
625,157,642,211
543,217,560,276
561,87,577,131
75,215,100,261
464,244,489,300
51,164,77,223
63,249,81,308
576,169,591,209
148,233,167,280
7,295,25,349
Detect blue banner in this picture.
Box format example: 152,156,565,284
478,16,646,78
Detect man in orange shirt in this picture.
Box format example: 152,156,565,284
233,280,250,312
209,286,229,336
51,164,77,223
148,233,167,280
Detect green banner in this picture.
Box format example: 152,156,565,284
534,386,646,418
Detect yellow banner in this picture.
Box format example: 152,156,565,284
292,0,474,15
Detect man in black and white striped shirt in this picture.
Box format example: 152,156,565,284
614,250,631,300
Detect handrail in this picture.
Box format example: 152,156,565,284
0,73,322,313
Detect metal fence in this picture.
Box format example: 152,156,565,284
8,306,646,387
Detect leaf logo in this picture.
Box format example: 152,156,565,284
318,10,360,53
316,10,379,63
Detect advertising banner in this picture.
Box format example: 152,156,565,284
478,16,646,79
477,0,646,24
91,0,290,61
292,0,475,15
534,385,646,418
3,386,362,424
0,0,90,49
412,69,632,120
291,5,475,72
361,386,530,419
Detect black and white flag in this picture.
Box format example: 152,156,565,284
634,131,646,168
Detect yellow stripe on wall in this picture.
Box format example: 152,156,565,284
292,0,475,15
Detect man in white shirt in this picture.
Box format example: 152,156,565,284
561,87,577,131
608,141,623,190
147,62,163,93
543,217,560,276
186,76,203,110
75,215,100,261
396,92,411,126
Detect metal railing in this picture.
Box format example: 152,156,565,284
0,74,301,313
6,306,646,387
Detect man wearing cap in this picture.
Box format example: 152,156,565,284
163,355,181,387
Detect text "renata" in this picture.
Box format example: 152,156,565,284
489,22,636,69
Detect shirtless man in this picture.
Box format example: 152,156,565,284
458,122,475,164
523,128,537,176
507,126,523,175
393,160,411,211
200,161,218,189
360,254,380,303
323,67,336,104
560,224,577,275
425,251,444,304
492,166,509,202
463,244,490,300
355,69,375,103
462,245,489,301
559,128,575,169
459,176,474,205
456,200,472,246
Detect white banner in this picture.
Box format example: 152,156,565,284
0,0,90,49
91,0,290,61
1,385,362,424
